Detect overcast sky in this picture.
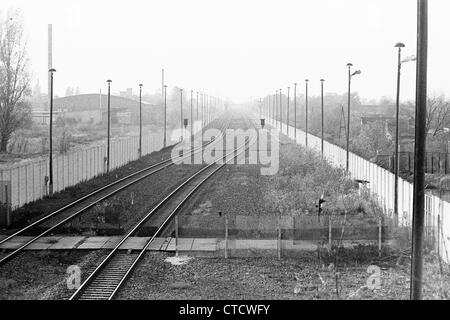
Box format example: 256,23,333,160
2,0,449,103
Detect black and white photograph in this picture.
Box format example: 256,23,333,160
0,0,448,311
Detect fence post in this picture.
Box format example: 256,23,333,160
437,214,440,258
328,215,332,250
277,226,281,260
175,215,179,257
5,185,11,228
378,216,382,257
225,217,228,259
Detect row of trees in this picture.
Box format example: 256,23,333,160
263,91,450,160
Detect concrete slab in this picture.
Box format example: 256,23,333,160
146,237,167,251
25,237,63,250
165,238,195,251
191,238,217,251
48,236,86,250
79,236,118,249
159,237,173,251
0,240,25,249
119,237,151,250
176,238,195,251
165,238,176,251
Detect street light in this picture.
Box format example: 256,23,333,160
320,79,325,159
287,87,290,136
138,83,143,158
190,90,193,150
394,43,416,225
201,93,204,129
275,90,278,128
346,63,361,173
180,88,184,141
163,85,167,147
294,83,297,139
196,91,199,123
305,79,309,147
279,89,283,132
106,79,112,173
48,68,56,196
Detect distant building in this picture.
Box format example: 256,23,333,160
31,93,158,126
354,104,395,117
31,110,63,125
119,88,133,99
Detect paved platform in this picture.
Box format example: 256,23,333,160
0,236,385,255
0,236,218,252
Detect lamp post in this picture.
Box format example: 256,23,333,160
279,89,283,132
106,79,112,173
394,43,416,226
346,63,361,173
320,79,325,159
201,93,204,129
139,83,143,158
180,88,183,141
287,87,290,136
163,85,167,147
48,68,56,196
305,79,309,147
394,42,405,226
275,90,278,128
190,90,193,149
196,91,199,124
294,83,297,139
272,93,275,124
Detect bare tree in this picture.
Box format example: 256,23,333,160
0,10,31,152
426,96,450,137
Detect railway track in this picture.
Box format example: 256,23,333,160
0,116,230,266
70,116,257,300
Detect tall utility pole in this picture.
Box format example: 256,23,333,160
48,69,56,196
294,83,297,139
106,80,112,173
180,89,184,141
305,79,309,147
411,0,428,301
163,85,167,147
321,79,325,159
139,84,143,158
287,87,290,136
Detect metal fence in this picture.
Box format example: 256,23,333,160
0,120,204,211
269,118,450,263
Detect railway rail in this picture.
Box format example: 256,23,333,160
0,116,230,266
69,116,257,300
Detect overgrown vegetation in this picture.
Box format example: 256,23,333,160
264,144,383,218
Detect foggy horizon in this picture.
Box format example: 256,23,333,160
3,0,450,104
